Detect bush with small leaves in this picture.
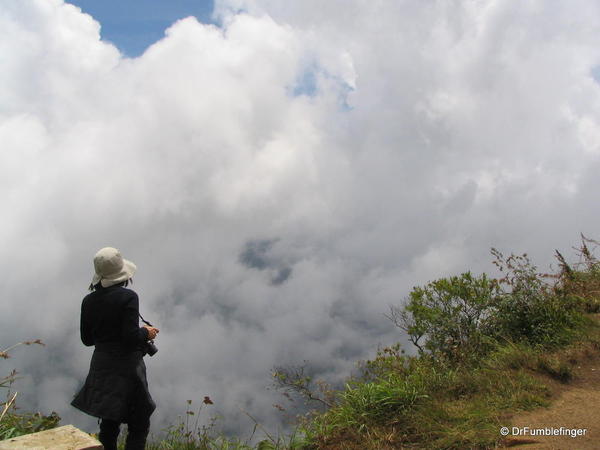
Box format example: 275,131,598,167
388,272,501,361
490,249,583,347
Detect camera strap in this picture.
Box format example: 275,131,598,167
139,313,153,327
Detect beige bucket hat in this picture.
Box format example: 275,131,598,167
91,247,137,288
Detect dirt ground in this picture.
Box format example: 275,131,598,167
501,354,600,449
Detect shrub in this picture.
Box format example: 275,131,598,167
388,272,501,361
490,249,583,347
388,251,586,362
554,235,600,312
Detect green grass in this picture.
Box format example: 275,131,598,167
301,342,561,449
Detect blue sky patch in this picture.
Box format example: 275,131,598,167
289,65,355,111
292,66,319,97
592,65,600,84
66,0,215,57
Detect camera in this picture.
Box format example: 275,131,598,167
139,313,158,356
144,340,158,357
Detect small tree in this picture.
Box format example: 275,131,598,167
388,272,501,361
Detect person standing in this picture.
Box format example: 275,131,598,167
72,247,159,450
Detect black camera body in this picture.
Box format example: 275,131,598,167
139,313,158,357
144,340,158,357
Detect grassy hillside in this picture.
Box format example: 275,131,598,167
293,238,600,449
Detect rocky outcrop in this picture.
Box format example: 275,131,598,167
0,424,102,449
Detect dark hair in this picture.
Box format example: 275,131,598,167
89,278,133,291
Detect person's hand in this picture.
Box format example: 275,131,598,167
143,326,159,340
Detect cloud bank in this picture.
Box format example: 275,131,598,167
2,0,600,437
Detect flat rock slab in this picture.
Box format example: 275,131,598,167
0,424,102,449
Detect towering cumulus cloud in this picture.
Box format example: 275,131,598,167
2,0,600,436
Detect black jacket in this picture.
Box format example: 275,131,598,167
79,285,149,351
71,285,156,422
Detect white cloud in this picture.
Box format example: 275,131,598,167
2,0,600,438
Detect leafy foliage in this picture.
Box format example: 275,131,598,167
490,249,582,347
387,272,501,361
387,250,585,362
0,411,60,441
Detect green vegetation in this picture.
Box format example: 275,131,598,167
293,236,600,449
3,236,600,449
0,340,60,440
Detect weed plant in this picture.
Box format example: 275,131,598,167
124,398,308,450
0,340,60,440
